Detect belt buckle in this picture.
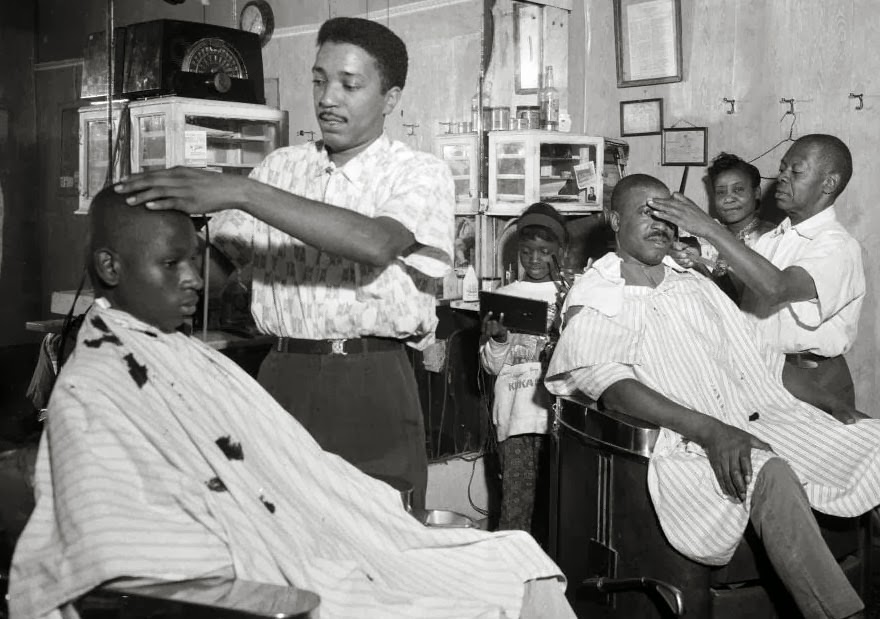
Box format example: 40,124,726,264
330,338,348,355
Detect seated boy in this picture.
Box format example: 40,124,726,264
546,174,880,619
8,187,572,619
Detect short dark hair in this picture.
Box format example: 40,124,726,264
796,134,853,198
610,174,669,213
518,202,568,245
317,17,408,92
708,152,761,190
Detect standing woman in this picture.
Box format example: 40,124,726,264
693,153,775,301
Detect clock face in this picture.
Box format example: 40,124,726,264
241,6,264,32
239,0,275,47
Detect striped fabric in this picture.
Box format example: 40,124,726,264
546,253,880,565
10,302,564,619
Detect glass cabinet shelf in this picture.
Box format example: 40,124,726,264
488,130,628,215
434,133,481,215
78,97,288,214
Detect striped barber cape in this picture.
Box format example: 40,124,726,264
9,302,564,619
546,253,880,566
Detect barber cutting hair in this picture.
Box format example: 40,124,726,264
652,134,864,416
115,17,455,512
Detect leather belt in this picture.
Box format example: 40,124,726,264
275,336,402,356
785,352,830,370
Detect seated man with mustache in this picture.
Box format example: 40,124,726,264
545,174,880,619
8,187,573,619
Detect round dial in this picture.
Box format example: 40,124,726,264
239,0,275,47
181,38,248,79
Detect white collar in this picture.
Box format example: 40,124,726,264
769,205,838,240
564,252,689,317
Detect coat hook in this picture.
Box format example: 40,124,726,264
722,97,736,114
849,92,864,111
780,98,795,116
403,122,420,136
297,130,316,142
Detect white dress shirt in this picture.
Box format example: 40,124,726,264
740,206,865,356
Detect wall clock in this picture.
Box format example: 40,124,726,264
239,0,275,47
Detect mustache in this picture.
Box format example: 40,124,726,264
645,228,672,241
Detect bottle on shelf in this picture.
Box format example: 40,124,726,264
540,66,560,130
462,263,480,302
471,80,492,131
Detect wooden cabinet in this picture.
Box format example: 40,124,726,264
78,97,288,214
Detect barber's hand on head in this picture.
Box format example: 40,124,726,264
482,311,508,343
701,419,773,502
113,166,247,214
648,193,720,239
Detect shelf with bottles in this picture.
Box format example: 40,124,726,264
487,131,628,216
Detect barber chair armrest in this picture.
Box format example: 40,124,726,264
581,577,685,616
81,577,320,619
556,393,660,458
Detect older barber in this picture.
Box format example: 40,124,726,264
113,17,455,513
650,134,865,415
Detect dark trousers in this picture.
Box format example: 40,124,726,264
257,347,428,512
499,434,549,545
751,458,862,618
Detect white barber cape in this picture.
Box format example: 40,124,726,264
10,301,564,619
546,253,880,565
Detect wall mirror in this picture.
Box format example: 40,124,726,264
514,1,543,94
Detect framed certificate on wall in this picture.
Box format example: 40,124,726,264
619,98,663,136
661,127,708,166
613,0,683,88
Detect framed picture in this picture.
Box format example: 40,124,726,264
661,127,708,166
619,98,663,136
613,0,683,88
514,1,543,94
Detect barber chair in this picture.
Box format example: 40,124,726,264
549,394,872,619
0,474,482,619
0,569,320,619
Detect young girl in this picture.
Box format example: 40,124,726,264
480,202,568,540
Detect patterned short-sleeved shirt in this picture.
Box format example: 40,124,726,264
210,134,455,350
